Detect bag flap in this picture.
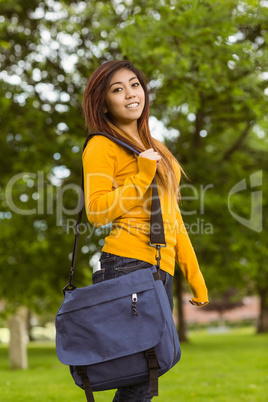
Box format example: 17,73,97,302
57,276,154,315
56,268,166,366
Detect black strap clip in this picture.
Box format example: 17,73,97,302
145,347,159,396
76,366,95,402
63,266,76,295
149,242,166,272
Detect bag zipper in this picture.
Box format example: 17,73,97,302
131,293,138,316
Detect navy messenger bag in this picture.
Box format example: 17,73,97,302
55,133,181,402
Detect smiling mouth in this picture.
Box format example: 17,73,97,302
126,102,139,108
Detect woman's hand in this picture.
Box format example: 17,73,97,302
189,298,208,307
139,148,161,166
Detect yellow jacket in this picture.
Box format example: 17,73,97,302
83,135,208,304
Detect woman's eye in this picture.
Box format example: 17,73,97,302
113,82,140,93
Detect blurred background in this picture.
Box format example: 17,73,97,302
0,0,267,401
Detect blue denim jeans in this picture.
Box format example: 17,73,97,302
92,251,174,402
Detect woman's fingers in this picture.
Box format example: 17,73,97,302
139,148,161,162
189,298,207,306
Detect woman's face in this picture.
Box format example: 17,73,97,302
104,68,145,127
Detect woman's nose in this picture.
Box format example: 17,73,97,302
125,87,136,99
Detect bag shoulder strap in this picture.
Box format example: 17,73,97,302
63,132,166,293
83,131,140,156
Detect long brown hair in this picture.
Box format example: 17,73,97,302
82,60,184,198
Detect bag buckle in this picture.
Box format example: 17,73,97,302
149,243,166,270
63,283,76,295
76,366,87,377
63,266,76,295
145,348,157,361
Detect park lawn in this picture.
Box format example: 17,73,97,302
0,327,267,402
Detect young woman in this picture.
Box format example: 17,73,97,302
82,60,208,401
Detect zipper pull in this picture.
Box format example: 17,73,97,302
132,293,138,316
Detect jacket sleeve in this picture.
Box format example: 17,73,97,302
82,137,156,227
173,161,209,304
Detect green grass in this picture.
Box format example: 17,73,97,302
0,327,267,401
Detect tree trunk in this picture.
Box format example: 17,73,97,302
218,311,226,328
174,268,188,342
193,109,203,148
222,120,253,160
26,309,35,341
9,315,28,369
257,287,268,333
